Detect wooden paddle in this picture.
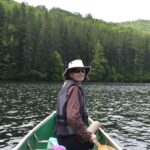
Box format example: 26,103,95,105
93,139,116,150
87,118,117,150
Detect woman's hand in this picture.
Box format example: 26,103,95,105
90,133,97,143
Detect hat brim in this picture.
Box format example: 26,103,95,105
63,66,91,77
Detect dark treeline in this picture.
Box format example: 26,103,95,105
0,0,150,82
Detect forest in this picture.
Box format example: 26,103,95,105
0,0,150,82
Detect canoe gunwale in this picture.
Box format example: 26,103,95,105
98,127,122,150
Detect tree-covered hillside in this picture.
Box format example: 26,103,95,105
118,19,150,33
0,0,150,82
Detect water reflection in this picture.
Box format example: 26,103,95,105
0,83,150,150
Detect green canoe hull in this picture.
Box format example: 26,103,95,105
13,111,121,150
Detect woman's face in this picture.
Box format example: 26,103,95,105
69,68,85,82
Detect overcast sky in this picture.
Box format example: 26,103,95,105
14,0,150,23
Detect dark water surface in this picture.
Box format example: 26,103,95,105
0,82,150,150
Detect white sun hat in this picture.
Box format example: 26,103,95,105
63,59,91,76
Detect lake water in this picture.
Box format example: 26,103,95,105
0,82,150,150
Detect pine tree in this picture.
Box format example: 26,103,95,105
90,41,108,81
50,51,64,81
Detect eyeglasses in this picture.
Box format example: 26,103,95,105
71,68,86,73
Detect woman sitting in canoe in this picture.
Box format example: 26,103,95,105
56,59,99,150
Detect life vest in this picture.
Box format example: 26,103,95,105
56,80,88,136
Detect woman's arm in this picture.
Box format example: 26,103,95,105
66,86,92,142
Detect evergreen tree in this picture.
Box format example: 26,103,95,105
50,51,64,81
35,9,51,72
107,67,118,82
23,8,38,72
10,4,27,73
133,49,144,82
0,2,5,56
90,41,108,81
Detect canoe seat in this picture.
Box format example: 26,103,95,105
33,133,52,150
34,133,49,144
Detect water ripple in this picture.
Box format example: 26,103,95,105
0,83,150,150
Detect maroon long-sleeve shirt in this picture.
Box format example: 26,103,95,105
66,85,92,142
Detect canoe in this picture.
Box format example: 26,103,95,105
13,111,121,150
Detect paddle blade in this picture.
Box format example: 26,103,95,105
93,139,117,150
97,144,117,150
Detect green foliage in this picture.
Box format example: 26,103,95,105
106,67,124,82
90,41,108,81
50,51,64,81
118,19,150,33
15,70,48,81
0,0,150,82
